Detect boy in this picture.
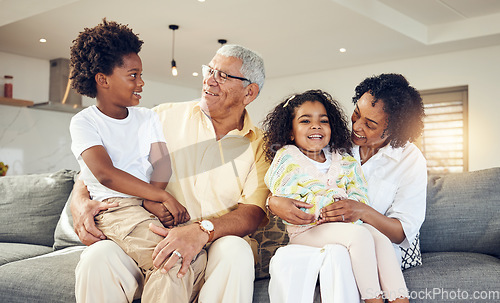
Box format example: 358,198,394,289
69,19,205,302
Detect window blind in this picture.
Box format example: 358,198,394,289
419,87,468,174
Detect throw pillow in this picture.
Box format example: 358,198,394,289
401,233,422,270
53,189,84,250
0,170,77,247
252,215,289,279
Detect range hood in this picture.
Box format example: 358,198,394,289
30,58,85,114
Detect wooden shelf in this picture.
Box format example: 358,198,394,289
0,96,34,107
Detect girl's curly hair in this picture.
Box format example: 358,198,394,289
262,89,352,162
69,18,143,98
352,73,425,148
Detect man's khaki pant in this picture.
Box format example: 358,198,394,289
75,235,255,303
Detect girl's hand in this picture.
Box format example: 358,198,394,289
318,198,368,224
268,196,315,225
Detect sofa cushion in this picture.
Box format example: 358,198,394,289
253,278,271,303
0,243,52,266
0,246,84,303
253,277,321,303
421,168,500,257
252,215,289,279
404,252,500,302
0,169,77,247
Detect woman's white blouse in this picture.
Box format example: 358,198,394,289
352,143,427,260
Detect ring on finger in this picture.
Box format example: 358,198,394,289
341,214,345,221
172,250,182,258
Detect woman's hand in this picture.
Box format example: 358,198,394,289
320,198,407,244
268,196,315,225
318,198,369,224
143,200,175,227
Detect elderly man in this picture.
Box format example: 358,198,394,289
71,44,269,303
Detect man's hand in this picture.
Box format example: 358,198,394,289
268,196,315,225
143,200,175,227
149,223,208,278
70,179,118,246
148,203,264,278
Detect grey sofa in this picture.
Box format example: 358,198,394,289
1,168,499,303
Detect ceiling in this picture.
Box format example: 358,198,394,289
1,0,500,90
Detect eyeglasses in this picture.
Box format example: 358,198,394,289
201,65,251,84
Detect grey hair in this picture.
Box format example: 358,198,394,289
216,44,265,94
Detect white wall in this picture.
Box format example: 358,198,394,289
0,51,199,175
247,44,500,172
0,52,50,102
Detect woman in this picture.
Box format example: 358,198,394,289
267,73,427,302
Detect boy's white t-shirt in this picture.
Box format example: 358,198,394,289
70,105,167,202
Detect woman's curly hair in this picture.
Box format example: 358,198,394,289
352,73,425,148
69,18,143,98
262,89,352,162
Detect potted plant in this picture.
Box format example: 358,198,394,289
0,162,8,176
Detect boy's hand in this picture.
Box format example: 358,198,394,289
162,196,190,226
143,200,175,227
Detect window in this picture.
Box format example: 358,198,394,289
417,86,468,174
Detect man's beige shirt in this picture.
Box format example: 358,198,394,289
153,100,269,223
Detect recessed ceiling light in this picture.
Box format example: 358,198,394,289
339,48,347,53
198,0,205,2
39,38,47,43
192,72,199,77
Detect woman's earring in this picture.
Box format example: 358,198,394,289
381,129,387,139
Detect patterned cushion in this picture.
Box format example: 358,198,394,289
252,215,289,279
401,233,422,270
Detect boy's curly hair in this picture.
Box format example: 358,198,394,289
262,89,352,162
69,18,143,98
352,73,425,148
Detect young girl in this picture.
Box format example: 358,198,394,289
263,90,409,303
